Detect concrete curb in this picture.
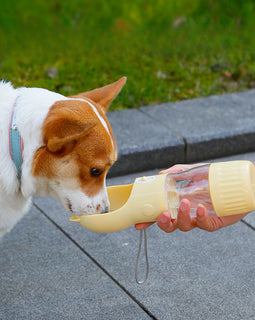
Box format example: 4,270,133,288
108,89,255,177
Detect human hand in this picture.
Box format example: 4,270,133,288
136,199,248,232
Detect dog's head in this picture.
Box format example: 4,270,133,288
32,77,126,215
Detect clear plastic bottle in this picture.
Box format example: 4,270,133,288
165,161,255,218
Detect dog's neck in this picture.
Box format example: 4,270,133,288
6,86,67,198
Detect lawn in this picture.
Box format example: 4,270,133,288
0,0,255,110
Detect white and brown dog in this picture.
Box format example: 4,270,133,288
0,77,126,237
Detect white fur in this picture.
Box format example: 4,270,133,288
48,177,109,215
0,81,110,237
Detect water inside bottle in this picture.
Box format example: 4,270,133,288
165,165,216,217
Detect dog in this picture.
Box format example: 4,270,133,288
0,77,126,237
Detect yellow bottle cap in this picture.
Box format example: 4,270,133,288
209,160,255,216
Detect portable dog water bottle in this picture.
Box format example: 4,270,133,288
70,160,255,233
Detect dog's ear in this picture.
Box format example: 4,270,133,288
69,77,126,113
43,107,96,156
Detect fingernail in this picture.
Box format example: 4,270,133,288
197,204,205,217
159,212,170,224
180,200,189,212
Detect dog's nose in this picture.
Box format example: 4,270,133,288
101,205,110,214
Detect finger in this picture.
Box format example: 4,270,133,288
159,163,208,175
135,222,155,230
157,211,178,233
159,164,186,175
177,199,196,231
195,204,223,232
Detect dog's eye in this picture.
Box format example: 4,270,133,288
90,168,104,177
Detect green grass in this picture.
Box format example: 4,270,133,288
0,0,255,110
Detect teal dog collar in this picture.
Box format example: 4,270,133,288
9,97,24,182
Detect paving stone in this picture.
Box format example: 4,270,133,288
0,207,151,320
140,90,255,163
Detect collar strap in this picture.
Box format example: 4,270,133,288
9,97,24,181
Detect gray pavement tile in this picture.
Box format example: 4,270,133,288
244,213,255,230
140,90,255,162
33,164,255,320
0,207,152,320
107,109,184,177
